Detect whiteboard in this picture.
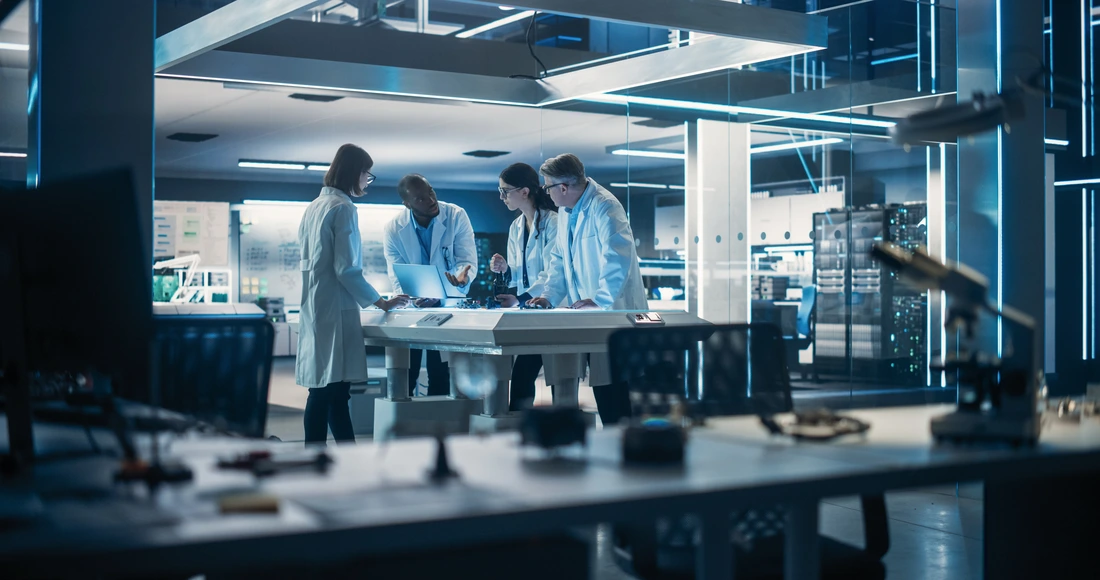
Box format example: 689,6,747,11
153,201,231,267
237,202,405,306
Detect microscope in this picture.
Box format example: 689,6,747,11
870,242,1043,445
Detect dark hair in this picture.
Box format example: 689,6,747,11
500,163,556,239
324,144,373,197
539,153,585,185
396,173,430,199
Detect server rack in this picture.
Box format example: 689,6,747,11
812,203,928,386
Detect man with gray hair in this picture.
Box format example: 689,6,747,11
526,153,647,426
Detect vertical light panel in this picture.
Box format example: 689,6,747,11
926,147,932,388
940,143,948,386
1084,0,1089,158
1093,189,1096,358
931,0,937,93
996,0,1004,357
916,0,921,93
1085,188,1089,360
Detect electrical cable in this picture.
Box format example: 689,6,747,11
509,11,548,80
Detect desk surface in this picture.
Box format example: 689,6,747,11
3,406,1100,577
358,309,709,355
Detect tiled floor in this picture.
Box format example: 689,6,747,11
266,357,983,579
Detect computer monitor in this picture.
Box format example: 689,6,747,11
0,169,152,462
393,263,465,299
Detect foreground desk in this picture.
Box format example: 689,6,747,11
360,308,706,438
4,406,1100,580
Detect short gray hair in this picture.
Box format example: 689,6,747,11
539,154,586,185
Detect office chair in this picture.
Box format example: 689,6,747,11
153,315,275,438
786,285,819,382
607,323,888,580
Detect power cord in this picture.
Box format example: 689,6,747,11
509,11,548,81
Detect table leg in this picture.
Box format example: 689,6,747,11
384,347,410,401
696,512,732,580
553,378,580,407
483,354,513,417
784,500,820,580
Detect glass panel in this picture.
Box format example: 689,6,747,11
0,0,28,186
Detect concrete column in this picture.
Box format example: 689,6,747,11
685,119,750,324
27,0,155,268
956,0,1045,361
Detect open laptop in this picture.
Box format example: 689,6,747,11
392,263,465,302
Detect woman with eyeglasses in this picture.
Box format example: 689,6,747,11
297,144,409,445
489,162,559,411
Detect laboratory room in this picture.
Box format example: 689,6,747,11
2,0,1098,578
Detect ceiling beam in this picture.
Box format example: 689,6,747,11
452,0,827,47
159,51,551,107
155,0,330,72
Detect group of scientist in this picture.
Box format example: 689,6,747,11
295,143,646,444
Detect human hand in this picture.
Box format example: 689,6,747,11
376,294,410,312
526,297,552,309
490,254,508,274
496,294,519,308
569,299,599,310
414,297,441,308
445,264,473,287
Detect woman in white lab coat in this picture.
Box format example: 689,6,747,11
489,163,559,410
297,144,409,445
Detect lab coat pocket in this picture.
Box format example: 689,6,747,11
299,258,314,271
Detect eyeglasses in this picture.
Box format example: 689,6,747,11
498,186,522,198
544,182,569,194
363,171,376,186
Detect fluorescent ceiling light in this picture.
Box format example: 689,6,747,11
1055,178,1100,187
0,42,29,51
750,137,843,154
869,53,918,66
455,10,535,39
499,5,516,10
306,164,330,171
242,200,310,206
582,94,897,129
0,151,27,158
610,149,686,160
668,185,686,190
239,160,307,170
610,182,672,189
1046,138,1070,147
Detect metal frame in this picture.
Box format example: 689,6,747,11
155,0,827,107
155,0,330,71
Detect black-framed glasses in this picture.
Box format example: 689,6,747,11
363,171,376,186
544,182,568,194
498,185,522,198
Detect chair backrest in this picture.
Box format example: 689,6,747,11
153,315,275,438
607,323,793,419
796,285,816,337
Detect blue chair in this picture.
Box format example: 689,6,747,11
786,285,819,382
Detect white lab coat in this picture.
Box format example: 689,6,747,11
541,178,648,310
505,210,559,299
384,201,477,295
295,187,382,389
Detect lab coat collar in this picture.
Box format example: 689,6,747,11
320,186,352,202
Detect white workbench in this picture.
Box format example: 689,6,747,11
359,308,708,438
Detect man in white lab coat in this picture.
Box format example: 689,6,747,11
384,174,477,396
527,154,647,426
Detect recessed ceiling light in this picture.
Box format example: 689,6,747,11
288,93,344,103
0,151,27,158
239,160,307,170
462,150,510,158
610,149,685,160
499,6,516,10
167,132,218,143
0,42,29,51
